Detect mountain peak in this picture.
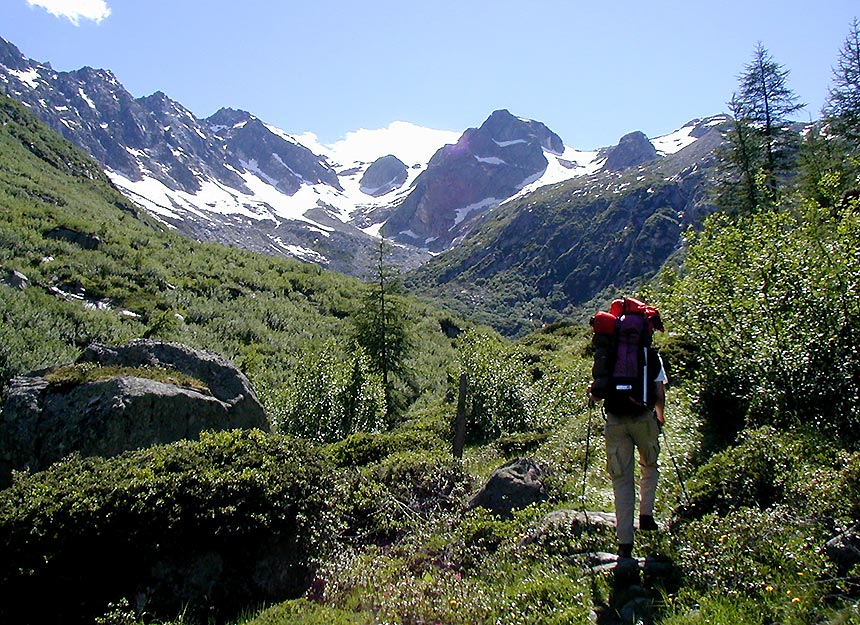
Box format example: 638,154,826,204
0,37,28,71
207,107,256,130
603,130,658,171
481,109,564,155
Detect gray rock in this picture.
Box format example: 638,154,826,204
825,523,860,576
45,226,102,250
0,339,268,487
466,457,547,517
360,155,408,196
4,269,29,290
604,131,658,172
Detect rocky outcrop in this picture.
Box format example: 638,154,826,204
0,339,267,487
45,226,102,250
382,109,564,251
209,108,343,195
467,457,548,517
825,523,860,576
604,131,658,172
360,155,408,196
520,509,618,545
3,269,29,290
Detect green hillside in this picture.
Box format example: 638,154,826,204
0,91,461,423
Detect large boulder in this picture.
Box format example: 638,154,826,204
0,339,267,487
466,457,548,517
825,523,860,576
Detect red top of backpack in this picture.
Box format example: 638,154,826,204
592,296,664,335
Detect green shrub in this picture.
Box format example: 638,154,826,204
663,202,860,450
272,342,387,444
0,430,334,625
457,329,585,443
247,598,372,625
681,426,851,522
676,506,828,596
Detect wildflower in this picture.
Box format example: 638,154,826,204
792,597,801,604
719,534,728,542
766,586,774,592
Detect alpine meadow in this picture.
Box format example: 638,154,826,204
2,18,860,625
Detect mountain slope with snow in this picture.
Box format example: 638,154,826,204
0,34,728,280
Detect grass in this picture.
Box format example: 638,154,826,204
42,362,211,393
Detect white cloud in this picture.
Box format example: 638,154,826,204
27,0,112,26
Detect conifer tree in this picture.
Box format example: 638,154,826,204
823,18,860,151
721,43,804,212
716,94,764,215
353,238,411,415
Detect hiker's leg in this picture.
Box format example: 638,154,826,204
605,417,635,545
631,412,661,517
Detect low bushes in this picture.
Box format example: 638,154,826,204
0,429,334,625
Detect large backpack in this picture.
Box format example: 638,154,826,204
590,296,664,415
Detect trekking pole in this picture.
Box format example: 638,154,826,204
582,397,600,598
661,428,691,508
581,397,595,517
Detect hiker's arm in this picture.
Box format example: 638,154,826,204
654,382,665,425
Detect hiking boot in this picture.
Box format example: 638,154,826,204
639,514,659,531
618,543,633,559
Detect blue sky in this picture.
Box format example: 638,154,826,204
4,0,858,150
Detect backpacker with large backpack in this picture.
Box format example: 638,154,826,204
590,296,664,415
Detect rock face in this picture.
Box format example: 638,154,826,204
603,131,658,171
467,457,548,517
382,109,564,251
209,107,343,196
3,269,29,290
360,155,408,196
0,339,267,487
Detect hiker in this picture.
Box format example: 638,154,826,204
587,297,667,559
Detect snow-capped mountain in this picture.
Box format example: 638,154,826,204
0,35,726,278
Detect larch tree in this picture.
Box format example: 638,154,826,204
824,18,860,150
724,43,804,211
352,238,411,416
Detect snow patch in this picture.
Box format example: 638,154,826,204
475,155,506,165
452,197,500,229
78,88,96,110
106,166,336,235
651,125,698,155
8,68,41,89
279,242,329,265
494,139,527,147
360,222,385,238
